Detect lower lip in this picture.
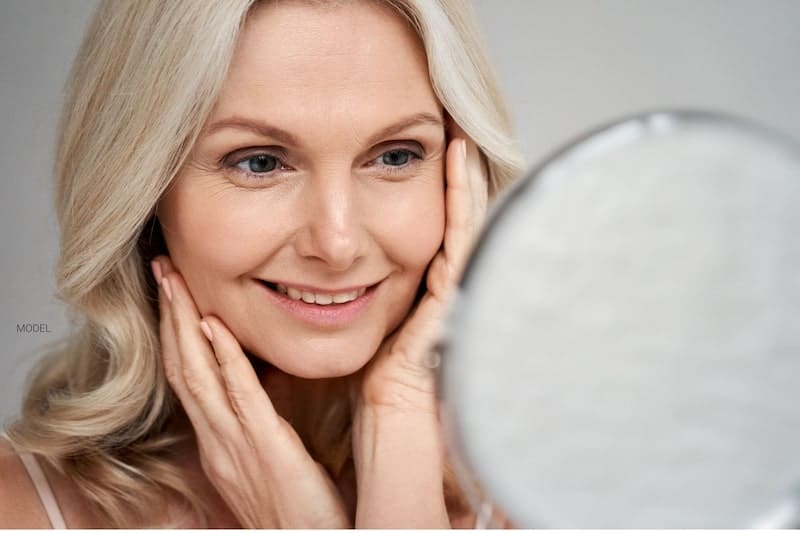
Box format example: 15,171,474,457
256,280,380,328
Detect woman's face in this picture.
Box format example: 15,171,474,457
158,1,446,378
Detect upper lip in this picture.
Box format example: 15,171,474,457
258,278,380,293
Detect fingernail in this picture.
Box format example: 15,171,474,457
160,277,173,302
199,320,213,343
151,260,162,283
460,138,467,161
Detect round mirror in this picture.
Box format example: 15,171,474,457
440,111,800,528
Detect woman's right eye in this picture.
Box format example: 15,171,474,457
230,153,282,178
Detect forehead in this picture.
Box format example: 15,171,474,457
211,0,440,123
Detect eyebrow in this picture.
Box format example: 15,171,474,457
203,111,444,147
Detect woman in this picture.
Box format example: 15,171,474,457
0,0,525,527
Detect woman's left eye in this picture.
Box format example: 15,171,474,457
373,149,422,173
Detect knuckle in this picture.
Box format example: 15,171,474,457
163,364,182,387
200,454,236,488
214,347,230,366
171,314,185,337
182,367,205,397
226,385,259,423
226,387,249,411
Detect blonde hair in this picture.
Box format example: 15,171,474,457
6,0,525,526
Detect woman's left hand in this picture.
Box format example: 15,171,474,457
351,119,489,528
357,118,489,415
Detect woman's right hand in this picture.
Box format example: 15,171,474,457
151,256,350,529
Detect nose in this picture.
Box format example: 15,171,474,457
293,170,367,271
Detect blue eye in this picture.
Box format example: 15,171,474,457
382,150,411,166
376,149,421,174
236,154,279,174
223,146,422,182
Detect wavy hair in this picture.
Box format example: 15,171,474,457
5,0,525,526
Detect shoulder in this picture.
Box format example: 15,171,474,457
0,438,53,528
0,437,114,528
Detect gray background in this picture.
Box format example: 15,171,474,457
2,0,799,424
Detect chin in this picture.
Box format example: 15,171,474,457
245,336,381,379
279,356,367,379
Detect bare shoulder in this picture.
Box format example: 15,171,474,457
0,438,52,528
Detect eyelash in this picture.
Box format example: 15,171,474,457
222,147,423,181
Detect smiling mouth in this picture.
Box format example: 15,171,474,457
256,278,380,327
258,280,376,306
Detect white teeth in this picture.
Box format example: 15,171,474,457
301,291,315,303
333,291,358,303
315,294,333,305
274,282,366,305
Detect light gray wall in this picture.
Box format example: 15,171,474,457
0,0,99,426
471,0,800,164
1,0,799,424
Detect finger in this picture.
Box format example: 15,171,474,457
442,137,477,279
463,132,489,218
448,120,489,233
388,290,446,375
156,256,225,391
203,317,318,467
157,276,214,436
159,266,237,435
155,254,177,278
200,316,284,439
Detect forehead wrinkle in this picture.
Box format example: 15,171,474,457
208,0,440,152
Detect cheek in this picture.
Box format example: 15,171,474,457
370,178,445,271
158,181,275,307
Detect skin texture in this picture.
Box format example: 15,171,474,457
151,0,492,528
158,0,447,379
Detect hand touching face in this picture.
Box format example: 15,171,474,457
149,115,490,526
157,0,446,378
356,117,490,413
152,3,496,526
152,256,351,528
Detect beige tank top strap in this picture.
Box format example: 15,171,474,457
2,433,67,529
